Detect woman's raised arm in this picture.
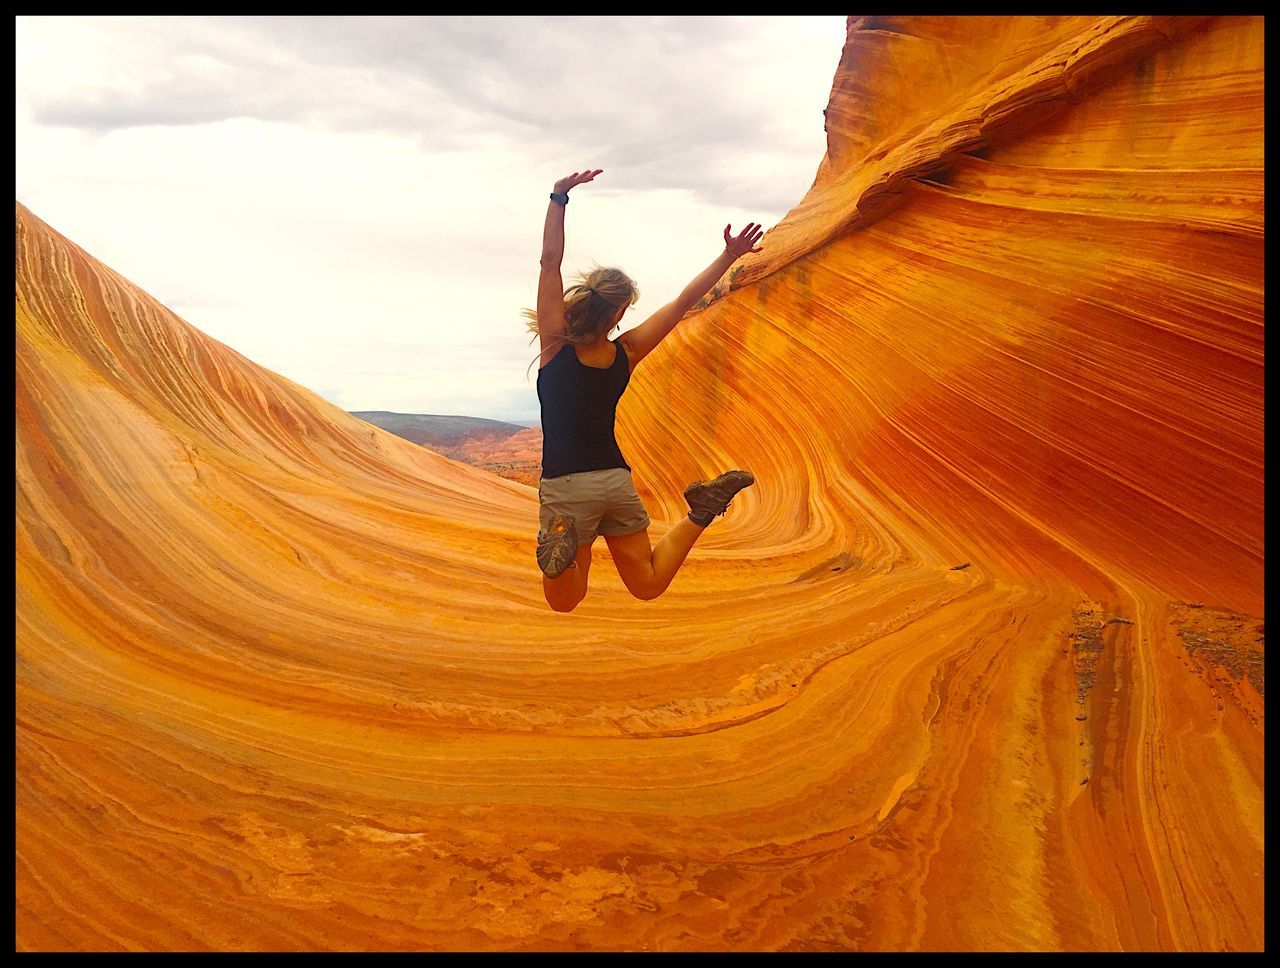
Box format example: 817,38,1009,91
536,169,603,363
619,222,765,370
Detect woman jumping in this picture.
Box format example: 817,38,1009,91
526,168,763,612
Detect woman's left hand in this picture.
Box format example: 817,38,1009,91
724,222,765,258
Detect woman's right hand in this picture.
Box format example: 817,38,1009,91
724,222,766,259
553,169,604,195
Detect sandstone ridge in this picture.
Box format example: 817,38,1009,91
15,15,1262,952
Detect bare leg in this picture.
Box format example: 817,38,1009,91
604,517,706,601
543,537,595,612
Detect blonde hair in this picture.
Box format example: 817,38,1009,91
524,265,639,376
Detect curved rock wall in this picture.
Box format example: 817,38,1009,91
16,15,1262,952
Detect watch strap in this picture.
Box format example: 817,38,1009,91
549,191,569,205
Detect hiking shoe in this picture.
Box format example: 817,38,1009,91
536,513,578,578
684,470,755,526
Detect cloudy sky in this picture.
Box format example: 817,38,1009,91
16,16,846,425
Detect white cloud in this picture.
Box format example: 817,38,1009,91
16,15,847,424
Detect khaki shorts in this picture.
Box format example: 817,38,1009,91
538,467,651,543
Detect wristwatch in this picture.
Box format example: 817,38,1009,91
549,191,569,205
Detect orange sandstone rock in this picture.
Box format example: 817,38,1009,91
15,15,1262,952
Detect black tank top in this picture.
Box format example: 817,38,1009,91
537,339,631,479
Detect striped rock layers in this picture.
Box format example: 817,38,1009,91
16,16,1262,952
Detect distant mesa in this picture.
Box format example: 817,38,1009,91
351,411,543,485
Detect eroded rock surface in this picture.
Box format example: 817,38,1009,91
15,15,1262,952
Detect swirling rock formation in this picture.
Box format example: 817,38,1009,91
15,15,1262,952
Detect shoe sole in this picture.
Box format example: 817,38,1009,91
537,514,578,579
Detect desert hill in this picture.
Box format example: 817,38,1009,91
350,411,542,485
348,411,528,447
